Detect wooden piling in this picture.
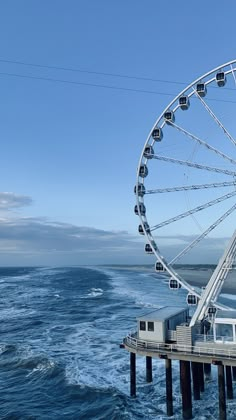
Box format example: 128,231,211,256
166,358,173,416
218,364,226,420
130,352,136,397
180,360,192,419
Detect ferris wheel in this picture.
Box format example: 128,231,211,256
135,59,236,313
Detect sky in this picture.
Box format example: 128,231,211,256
0,1,236,266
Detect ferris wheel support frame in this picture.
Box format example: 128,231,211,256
189,230,236,327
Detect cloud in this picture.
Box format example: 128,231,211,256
0,216,145,264
0,192,33,210
0,191,231,265
0,214,230,266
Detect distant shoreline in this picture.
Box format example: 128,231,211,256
101,264,236,296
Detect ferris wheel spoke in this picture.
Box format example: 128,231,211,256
152,154,236,176
151,190,236,231
169,203,236,265
146,181,236,194
169,121,236,165
193,90,236,147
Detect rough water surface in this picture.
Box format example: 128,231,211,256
1,266,236,419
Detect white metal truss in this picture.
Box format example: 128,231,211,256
151,190,236,231
190,231,236,327
169,203,236,265
146,181,236,194
169,122,236,164
194,92,236,147
152,154,236,176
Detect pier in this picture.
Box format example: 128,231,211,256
121,306,236,419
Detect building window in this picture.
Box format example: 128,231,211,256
215,323,233,341
148,321,154,332
140,321,146,331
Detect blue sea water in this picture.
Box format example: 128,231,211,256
1,265,236,419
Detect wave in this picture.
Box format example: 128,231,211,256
26,358,57,378
0,307,36,321
87,288,104,297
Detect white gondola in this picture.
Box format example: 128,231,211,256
134,183,146,197
164,110,175,124
196,83,207,97
144,146,154,159
155,261,165,272
187,293,198,305
208,306,217,315
139,164,148,178
151,127,163,141
216,71,226,87
169,278,181,289
138,223,150,235
179,95,190,110
134,203,146,216
145,243,153,254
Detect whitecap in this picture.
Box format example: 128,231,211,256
87,287,104,297
26,359,56,377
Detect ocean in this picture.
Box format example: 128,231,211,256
1,265,236,419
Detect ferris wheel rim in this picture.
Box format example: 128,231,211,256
135,59,236,305
139,59,236,164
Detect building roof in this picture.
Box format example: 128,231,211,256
137,306,188,322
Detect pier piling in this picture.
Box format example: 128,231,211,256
204,363,211,378
180,360,192,419
199,363,205,392
226,365,233,400
232,366,236,381
191,362,201,400
218,364,226,420
146,356,152,383
130,352,136,397
165,358,173,416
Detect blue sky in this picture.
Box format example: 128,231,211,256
0,1,235,265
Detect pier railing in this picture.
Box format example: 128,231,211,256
124,333,236,360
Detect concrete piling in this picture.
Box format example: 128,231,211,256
146,356,152,383
198,363,205,392
130,352,136,397
165,358,173,416
191,361,201,400
180,360,192,419
218,364,226,420
204,363,211,378
232,366,236,381
226,365,233,400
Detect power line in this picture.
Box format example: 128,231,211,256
1,58,236,93
0,70,176,96
0,58,186,86
0,69,235,104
